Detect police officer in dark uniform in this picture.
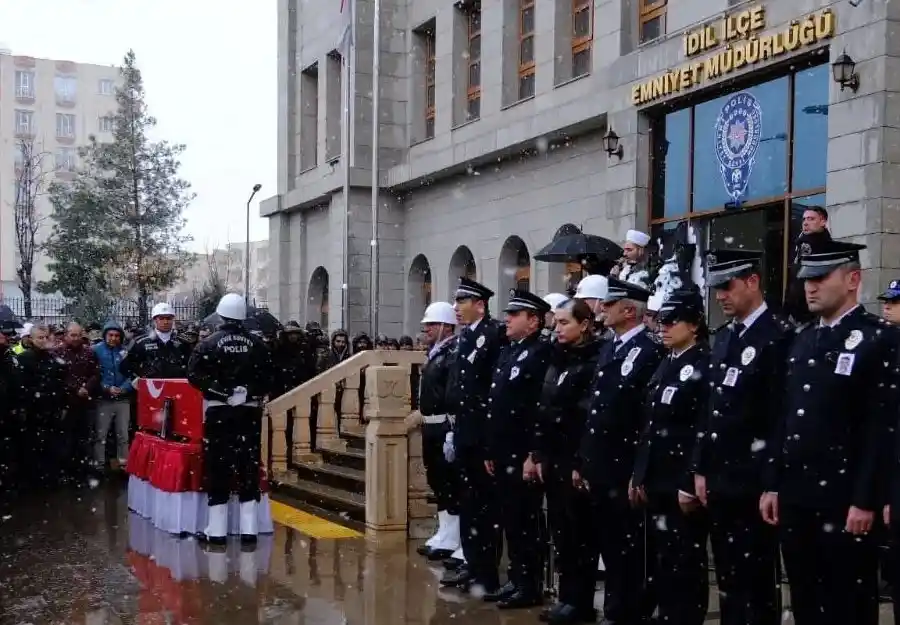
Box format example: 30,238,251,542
692,249,793,625
574,277,664,625
120,303,192,380
763,240,898,625
481,289,553,608
188,293,274,547
0,323,21,492
632,288,710,625
441,277,505,592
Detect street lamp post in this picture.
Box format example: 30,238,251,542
246,183,262,306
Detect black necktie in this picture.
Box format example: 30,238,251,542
732,322,746,337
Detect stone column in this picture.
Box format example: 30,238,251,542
363,365,410,544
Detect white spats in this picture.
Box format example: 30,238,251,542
205,503,228,539
240,501,258,537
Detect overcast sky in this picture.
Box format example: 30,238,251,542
0,0,277,253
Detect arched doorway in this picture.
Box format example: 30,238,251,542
498,235,530,309
308,266,329,329
554,223,582,294
448,245,477,298
407,254,432,330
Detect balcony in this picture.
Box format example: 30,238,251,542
15,86,34,102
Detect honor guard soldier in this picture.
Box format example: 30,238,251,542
574,277,665,625
483,289,553,609
120,303,192,380
441,277,505,592
762,240,898,625
880,279,900,325
415,301,462,562
693,249,793,625
187,293,275,547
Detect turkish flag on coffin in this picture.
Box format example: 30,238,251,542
137,378,204,443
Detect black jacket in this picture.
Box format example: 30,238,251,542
532,338,602,472
119,331,191,380
768,307,899,511
187,322,275,402
693,309,794,498
451,317,505,454
785,229,832,324
272,335,315,398
485,332,552,463
578,327,665,491
633,344,710,496
418,336,457,417
16,348,68,416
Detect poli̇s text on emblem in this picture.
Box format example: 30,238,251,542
714,92,763,202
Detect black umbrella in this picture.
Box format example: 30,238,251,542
201,312,262,332
0,305,21,328
250,308,283,335
534,233,622,263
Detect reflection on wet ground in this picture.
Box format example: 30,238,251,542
0,483,894,624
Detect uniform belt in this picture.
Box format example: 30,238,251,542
206,400,260,408
422,413,449,425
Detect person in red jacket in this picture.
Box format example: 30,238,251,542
55,322,100,482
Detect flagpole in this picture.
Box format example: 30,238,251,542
369,0,381,337
340,0,354,330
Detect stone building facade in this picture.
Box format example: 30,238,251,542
263,0,898,336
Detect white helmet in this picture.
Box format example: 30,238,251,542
421,301,456,325
542,293,570,310
573,275,608,300
151,302,175,319
216,293,247,321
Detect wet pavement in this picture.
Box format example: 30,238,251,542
0,483,894,624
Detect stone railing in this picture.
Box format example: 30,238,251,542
263,350,430,543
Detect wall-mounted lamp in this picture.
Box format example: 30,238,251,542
603,128,624,159
831,51,860,92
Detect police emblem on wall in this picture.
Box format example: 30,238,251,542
714,92,763,202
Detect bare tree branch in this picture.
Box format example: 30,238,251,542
11,137,51,317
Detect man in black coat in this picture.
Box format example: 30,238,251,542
119,303,191,380
441,277,505,592
574,278,665,625
693,249,794,625
762,239,898,625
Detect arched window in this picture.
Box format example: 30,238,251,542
407,254,432,331
498,235,530,308
447,245,477,299
308,267,329,329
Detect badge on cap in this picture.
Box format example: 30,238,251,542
476,335,485,348
679,364,694,381
517,350,529,362
707,254,717,266
741,346,756,366
892,280,900,290
845,329,863,351
621,361,634,376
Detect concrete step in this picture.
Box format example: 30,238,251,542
294,460,365,495
319,445,366,472
273,473,366,525
340,429,366,452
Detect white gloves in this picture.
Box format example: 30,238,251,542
443,431,455,463
227,386,248,407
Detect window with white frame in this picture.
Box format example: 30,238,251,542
99,79,115,95
54,75,77,103
15,110,34,135
56,147,77,172
99,116,115,132
13,145,25,170
56,113,76,138
15,71,35,98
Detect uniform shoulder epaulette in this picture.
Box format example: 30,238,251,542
710,321,731,335
794,321,814,335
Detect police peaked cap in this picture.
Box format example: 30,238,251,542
504,289,552,315
797,239,866,279
657,288,705,325
705,249,764,288
604,277,651,303
455,277,494,302
878,279,900,302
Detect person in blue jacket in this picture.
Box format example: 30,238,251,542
92,320,134,470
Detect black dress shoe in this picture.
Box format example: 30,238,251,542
241,533,258,545
440,566,472,587
547,603,594,624
539,603,564,622
497,589,543,610
416,544,433,556
427,548,455,561
443,557,464,570
196,532,227,546
483,581,517,603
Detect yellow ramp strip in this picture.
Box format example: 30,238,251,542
270,500,363,539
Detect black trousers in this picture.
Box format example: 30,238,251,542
645,493,709,625
780,503,879,625
422,422,459,514
886,510,900,625
457,449,501,588
545,465,596,610
588,488,652,625
496,463,545,593
203,404,262,506
707,493,780,625
64,402,93,478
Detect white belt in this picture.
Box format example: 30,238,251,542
205,400,260,408
422,414,449,425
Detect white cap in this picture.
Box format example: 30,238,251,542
626,229,651,247
542,293,570,310
573,275,608,300
216,293,247,321
421,301,456,325
18,322,33,338
647,290,665,313
151,302,175,319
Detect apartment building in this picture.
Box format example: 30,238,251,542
264,0,891,336
0,50,119,299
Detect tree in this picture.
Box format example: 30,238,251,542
41,50,194,325
192,247,233,319
12,137,51,317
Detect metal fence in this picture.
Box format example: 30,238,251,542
1,297,268,327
